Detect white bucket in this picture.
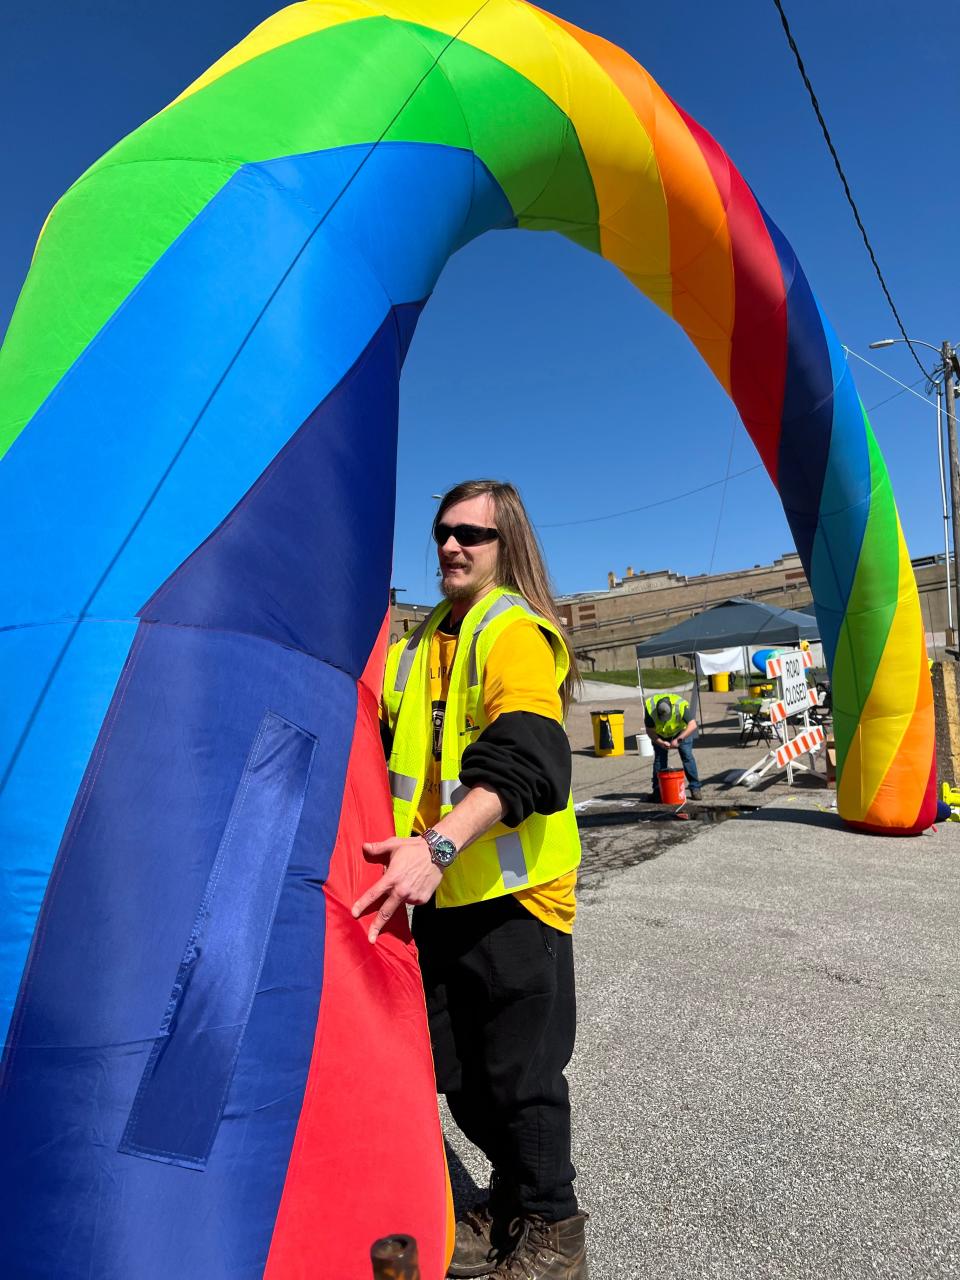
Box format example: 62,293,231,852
637,733,654,759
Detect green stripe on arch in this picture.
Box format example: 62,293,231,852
831,416,900,776
0,16,598,459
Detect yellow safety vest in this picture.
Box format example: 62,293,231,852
383,587,581,909
645,693,691,739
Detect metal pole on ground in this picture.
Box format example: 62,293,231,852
942,340,960,645
936,381,954,634
636,654,647,752
691,652,705,739
869,336,960,646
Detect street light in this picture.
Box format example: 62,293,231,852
869,337,960,643
868,337,943,358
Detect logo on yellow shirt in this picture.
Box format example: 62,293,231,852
431,700,445,760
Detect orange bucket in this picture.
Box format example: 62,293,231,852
659,769,686,805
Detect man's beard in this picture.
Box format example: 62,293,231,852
440,575,475,602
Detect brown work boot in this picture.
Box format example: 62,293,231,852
490,1213,588,1279
447,1199,522,1278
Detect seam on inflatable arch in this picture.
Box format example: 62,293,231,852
245,144,461,311
2,158,241,464
137,305,402,633
405,0,599,231
536,7,656,232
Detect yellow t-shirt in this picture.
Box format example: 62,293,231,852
410,616,576,932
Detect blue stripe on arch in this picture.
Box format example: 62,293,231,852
0,302,419,1275
0,142,513,639
118,710,318,1170
0,618,137,1046
139,300,424,686
808,304,872,666
0,625,355,1279
763,212,834,573
0,142,513,1063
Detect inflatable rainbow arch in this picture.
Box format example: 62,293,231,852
0,2,936,1276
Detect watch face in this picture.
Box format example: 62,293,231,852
431,837,457,866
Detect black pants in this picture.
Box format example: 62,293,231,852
411,894,578,1222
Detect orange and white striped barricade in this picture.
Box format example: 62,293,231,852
764,650,814,679
774,725,825,769
767,688,818,722
736,650,824,789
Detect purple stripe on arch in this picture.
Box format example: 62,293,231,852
0,622,354,1279
764,212,834,573
119,710,318,1170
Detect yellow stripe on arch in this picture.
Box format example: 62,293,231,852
838,520,930,822
171,2,379,107
538,7,734,390
491,2,671,289
375,0,673,288
167,0,673,287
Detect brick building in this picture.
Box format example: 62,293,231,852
391,551,954,673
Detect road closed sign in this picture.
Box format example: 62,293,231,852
767,649,812,717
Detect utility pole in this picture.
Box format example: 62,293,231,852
868,335,960,649
943,340,960,651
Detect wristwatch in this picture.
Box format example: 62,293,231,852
421,827,459,869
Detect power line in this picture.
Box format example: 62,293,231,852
539,463,763,529
844,346,939,410
542,364,923,536
864,375,928,415
771,0,931,382
684,418,740,701
702,417,738,581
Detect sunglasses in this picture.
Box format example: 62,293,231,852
434,522,500,547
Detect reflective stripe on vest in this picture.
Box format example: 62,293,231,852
394,617,430,694
496,832,529,889
388,770,418,802
440,778,468,807
466,592,533,687
645,694,690,739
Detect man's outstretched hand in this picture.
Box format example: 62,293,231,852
352,836,443,943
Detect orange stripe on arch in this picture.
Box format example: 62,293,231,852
533,5,735,392
860,634,935,830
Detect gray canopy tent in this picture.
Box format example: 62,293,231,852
635,597,820,659
634,597,820,732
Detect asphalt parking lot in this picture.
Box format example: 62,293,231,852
442,787,960,1279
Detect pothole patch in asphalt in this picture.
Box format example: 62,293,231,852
575,800,763,890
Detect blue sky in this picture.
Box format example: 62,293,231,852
2,2,956,601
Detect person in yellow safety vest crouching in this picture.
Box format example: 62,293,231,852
644,693,702,801
352,479,587,1280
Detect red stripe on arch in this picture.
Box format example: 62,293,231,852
671,103,788,482
265,683,450,1279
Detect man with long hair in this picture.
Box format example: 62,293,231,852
353,481,586,1280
